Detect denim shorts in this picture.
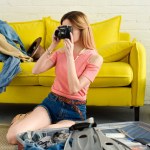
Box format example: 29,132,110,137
36,93,86,123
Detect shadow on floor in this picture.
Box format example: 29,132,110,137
0,104,149,124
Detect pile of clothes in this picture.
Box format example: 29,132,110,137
0,20,32,93
19,129,69,150
0,20,44,93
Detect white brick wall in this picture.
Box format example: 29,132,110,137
0,0,150,103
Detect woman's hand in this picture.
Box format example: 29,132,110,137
64,32,74,57
47,32,60,54
52,34,60,46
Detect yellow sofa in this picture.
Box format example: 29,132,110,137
0,16,146,121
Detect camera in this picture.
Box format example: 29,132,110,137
54,25,72,40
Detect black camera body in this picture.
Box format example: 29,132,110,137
54,25,72,40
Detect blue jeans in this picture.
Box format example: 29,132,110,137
0,20,27,93
0,54,21,93
37,93,86,123
24,93,86,150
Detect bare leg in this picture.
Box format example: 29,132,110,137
7,107,76,145
6,106,51,145
44,120,75,129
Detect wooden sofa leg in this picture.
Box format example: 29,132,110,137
134,107,140,121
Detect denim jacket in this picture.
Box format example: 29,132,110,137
0,20,27,93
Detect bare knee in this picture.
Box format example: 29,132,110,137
6,126,19,145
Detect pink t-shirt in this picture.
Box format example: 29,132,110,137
49,49,100,101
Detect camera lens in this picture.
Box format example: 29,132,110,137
54,29,59,37
54,25,72,40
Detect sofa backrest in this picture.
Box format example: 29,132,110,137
8,16,130,53
9,20,46,51
120,32,130,41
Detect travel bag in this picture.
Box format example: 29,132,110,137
17,119,150,150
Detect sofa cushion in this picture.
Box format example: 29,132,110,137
98,41,133,62
37,62,133,87
5,62,55,85
9,19,45,50
44,16,121,51
90,62,133,87
8,62,38,85
1,61,132,87
91,16,121,49
43,17,63,50
0,61,132,87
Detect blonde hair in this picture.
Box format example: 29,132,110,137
61,11,95,50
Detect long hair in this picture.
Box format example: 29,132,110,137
61,11,95,50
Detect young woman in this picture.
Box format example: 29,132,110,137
6,11,103,144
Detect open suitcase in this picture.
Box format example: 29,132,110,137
17,119,150,150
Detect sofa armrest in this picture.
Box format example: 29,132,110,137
129,42,146,106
